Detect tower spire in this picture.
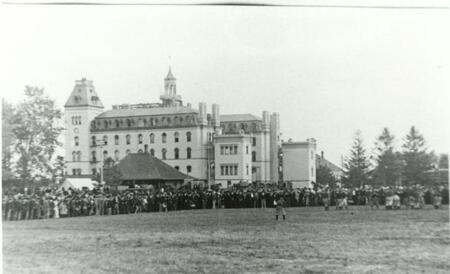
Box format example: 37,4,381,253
161,67,182,107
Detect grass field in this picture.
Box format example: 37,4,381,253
3,206,450,273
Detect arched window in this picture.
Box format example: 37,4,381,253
104,120,108,129
92,151,97,162
114,135,119,145
72,151,76,162
126,134,131,145
91,136,96,146
126,119,131,127
150,148,155,157
174,132,179,143
162,148,167,160
114,150,120,161
174,148,179,159
144,144,148,152
138,134,143,144
150,133,155,144
186,165,192,173
126,149,130,155
186,131,192,142
150,118,154,126
252,151,256,162
103,150,108,159
167,117,171,125
76,151,81,162
103,135,108,145
162,133,167,143
174,166,179,171
186,147,192,159
115,120,120,128
74,136,79,146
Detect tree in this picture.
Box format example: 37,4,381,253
2,99,15,181
371,128,403,187
10,86,63,184
343,130,370,188
316,165,337,188
401,126,434,186
102,157,122,186
52,156,66,183
439,154,448,169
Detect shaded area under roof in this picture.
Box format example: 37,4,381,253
116,153,195,181
316,155,344,173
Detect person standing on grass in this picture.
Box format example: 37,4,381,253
275,194,286,221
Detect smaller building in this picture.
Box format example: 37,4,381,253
281,139,317,188
116,153,195,188
214,133,253,188
316,151,344,181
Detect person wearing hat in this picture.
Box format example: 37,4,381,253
275,194,286,221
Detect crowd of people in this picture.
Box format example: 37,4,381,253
2,184,448,221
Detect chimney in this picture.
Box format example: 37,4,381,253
212,104,220,127
198,102,207,125
262,110,270,131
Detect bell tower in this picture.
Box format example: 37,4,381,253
160,67,183,107
64,78,104,176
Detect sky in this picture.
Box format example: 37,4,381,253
0,4,449,165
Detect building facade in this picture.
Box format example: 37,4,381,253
64,69,281,187
281,139,317,188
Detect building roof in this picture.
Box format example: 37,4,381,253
220,114,261,122
316,155,344,173
116,153,195,181
96,105,198,118
64,78,104,108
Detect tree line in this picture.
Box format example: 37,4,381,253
317,128,448,188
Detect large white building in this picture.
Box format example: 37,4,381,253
64,69,281,187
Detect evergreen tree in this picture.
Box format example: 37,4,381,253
11,86,63,184
2,99,15,181
401,126,434,186
372,128,403,186
344,130,370,188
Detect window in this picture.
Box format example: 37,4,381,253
174,132,179,143
138,149,143,153
138,134,143,144
186,147,192,159
162,148,167,160
220,145,238,155
246,145,249,154
103,150,108,159
126,134,131,145
150,133,155,144
220,166,224,175
186,131,192,142
150,149,155,157
76,151,81,162
174,148,179,159
104,120,108,129
91,136,96,146
115,120,120,128
92,168,97,175
187,165,192,173
114,150,119,161
162,133,167,143
246,165,249,175
72,151,76,162
174,166,179,171
311,167,314,176
72,169,76,175
252,137,256,146
126,119,132,127
144,144,148,152
92,151,97,162
252,151,256,162
74,136,79,146
103,135,108,145
115,135,119,145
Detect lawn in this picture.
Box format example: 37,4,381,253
3,206,450,273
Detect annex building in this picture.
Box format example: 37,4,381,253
64,68,283,188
